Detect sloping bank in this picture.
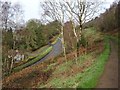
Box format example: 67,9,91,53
77,36,110,88
13,46,52,72
38,36,110,88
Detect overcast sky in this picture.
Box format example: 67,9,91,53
2,0,115,22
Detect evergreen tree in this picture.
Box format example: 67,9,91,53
25,20,37,50
35,25,46,48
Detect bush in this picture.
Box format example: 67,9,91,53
79,35,87,47
83,27,103,46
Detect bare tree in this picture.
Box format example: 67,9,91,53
0,1,14,30
62,1,79,63
1,1,24,75
12,3,24,51
64,0,102,57
41,0,67,62
0,1,24,30
12,2,24,30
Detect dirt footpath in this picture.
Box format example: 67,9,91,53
96,40,118,88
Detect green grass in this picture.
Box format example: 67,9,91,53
39,53,95,88
21,45,50,63
39,36,110,88
13,46,52,72
51,34,61,45
53,60,73,75
77,36,110,88
28,45,49,58
51,37,58,45
43,63,57,72
77,54,93,65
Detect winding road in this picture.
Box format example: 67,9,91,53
32,38,63,66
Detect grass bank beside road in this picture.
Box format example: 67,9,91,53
13,46,52,72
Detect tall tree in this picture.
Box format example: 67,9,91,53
41,0,67,61
1,1,12,30
0,1,24,30
2,28,14,75
63,0,102,57
25,20,37,51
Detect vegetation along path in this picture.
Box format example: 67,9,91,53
96,39,118,88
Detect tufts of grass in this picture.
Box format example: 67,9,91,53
53,60,73,75
43,63,56,72
77,54,93,66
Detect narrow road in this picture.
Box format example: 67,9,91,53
32,38,63,66
96,39,118,88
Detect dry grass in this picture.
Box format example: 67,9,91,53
2,40,104,88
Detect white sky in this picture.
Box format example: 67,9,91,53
2,0,115,22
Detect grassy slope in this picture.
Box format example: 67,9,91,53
14,45,50,67
39,54,94,88
27,45,49,59
77,36,110,88
38,36,110,88
13,46,52,72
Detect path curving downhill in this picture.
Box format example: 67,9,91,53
96,39,118,88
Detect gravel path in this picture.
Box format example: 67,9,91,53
96,40,118,88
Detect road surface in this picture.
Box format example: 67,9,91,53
32,38,63,66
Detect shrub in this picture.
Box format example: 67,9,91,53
83,27,103,47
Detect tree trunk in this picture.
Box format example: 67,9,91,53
61,25,67,62
78,19,83,56
13,40,16,50
9,57,14,74
71,21,78,64
4,58,7,73
77,39,79,57
5,18,8,30
68,32,74,50
6,58,8,70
